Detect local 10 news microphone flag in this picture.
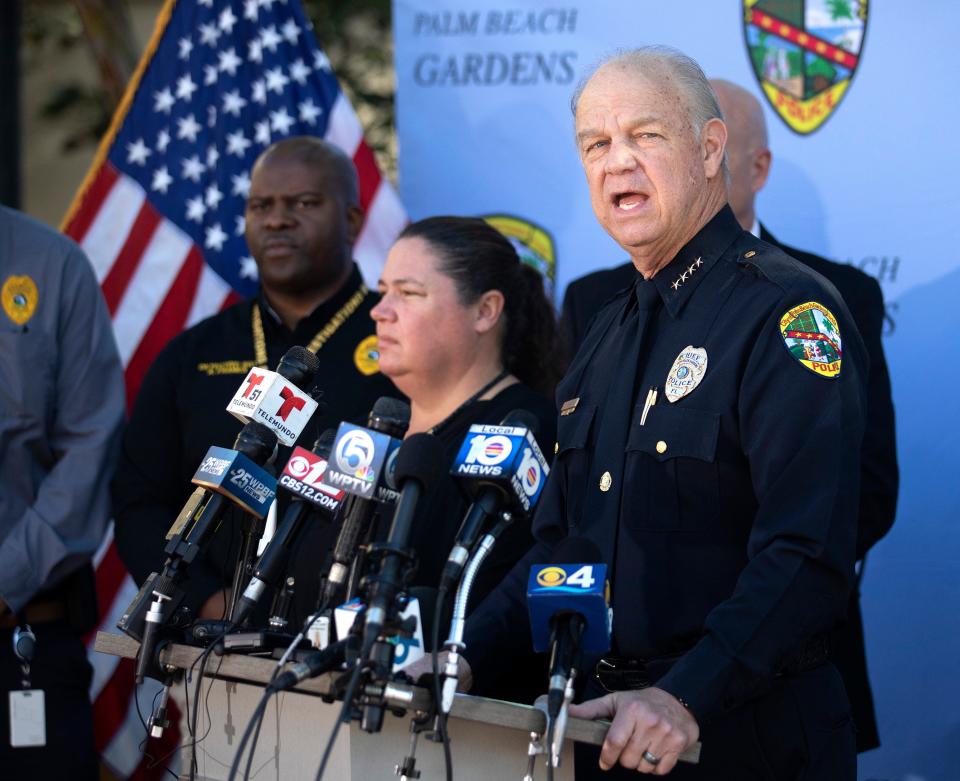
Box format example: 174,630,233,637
58,0,407,775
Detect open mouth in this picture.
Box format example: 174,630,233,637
612,192,648,212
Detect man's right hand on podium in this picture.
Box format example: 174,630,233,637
406,651,474,694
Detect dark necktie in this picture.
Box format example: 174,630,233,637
586,277,662,573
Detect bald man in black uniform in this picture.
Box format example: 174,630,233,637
113,137,397,624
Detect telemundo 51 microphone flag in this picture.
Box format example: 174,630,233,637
61,1,406,776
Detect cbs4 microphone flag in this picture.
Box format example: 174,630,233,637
60,0,406,776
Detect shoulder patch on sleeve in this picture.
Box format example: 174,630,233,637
778,301,842,378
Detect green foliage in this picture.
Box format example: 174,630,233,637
826,0,855,21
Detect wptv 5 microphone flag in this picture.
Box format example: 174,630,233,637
59,0,406,775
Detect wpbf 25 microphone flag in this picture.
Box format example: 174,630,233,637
61,1,406,776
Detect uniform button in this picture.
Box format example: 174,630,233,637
744,250,757,258
599,471,612,492
656,440,667,454
554,442,559,455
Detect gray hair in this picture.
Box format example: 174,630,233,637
570,46,728,179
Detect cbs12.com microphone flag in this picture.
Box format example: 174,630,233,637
60,0,406,775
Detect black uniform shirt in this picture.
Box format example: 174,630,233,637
113,264,397,612
465,206,868,723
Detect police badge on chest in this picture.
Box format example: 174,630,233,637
665,346,708,403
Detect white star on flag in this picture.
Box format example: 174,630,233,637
206,145,219,167
203,184,223,209
298,99,321,125
254,120,271,145
232,172,251,197
290,59,310,84
265,67,289,94
199,22,221,47
222,89,247,117
260,25,282,53
126,138,152,166
252,80,267,104
226,131,251,157
204,65,218,86
239,256,259,279
248,38,263,64
156,128,171,152
181,155,205,182
219,48,242,76
177,113,202,142
235,215,247,235
178,36,193,60
314,50,331,70
176,74,198,101
151,166,173,194
205,223,228,251
243,0,259,22
282,19,300,44
270,108,295,135
185,195,207,222
154,87,175,114
218,7,238,34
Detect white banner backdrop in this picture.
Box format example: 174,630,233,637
394,3,960,779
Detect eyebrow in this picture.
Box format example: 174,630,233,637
378,276,426,288
576,115,663,143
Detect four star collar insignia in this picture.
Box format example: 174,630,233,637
670,256,703,291
2,275,39,326
779,301,842,378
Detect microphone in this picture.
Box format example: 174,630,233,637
440,409,549,591
225,346,321,445
231,429,343,625
319,397,410,608
361,434,446,656
526,537,611,719
125,421,279,682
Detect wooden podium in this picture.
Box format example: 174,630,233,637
95,632,597,780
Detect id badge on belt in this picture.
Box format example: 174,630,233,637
9,624,45,747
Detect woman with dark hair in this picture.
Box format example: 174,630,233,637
371,216,559,672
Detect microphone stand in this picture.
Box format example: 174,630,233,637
440,512,512,714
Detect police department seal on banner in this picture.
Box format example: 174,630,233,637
779,301,842,378
743,0,869,135
665,346,708,402
353,334,381,376
2,275,39,326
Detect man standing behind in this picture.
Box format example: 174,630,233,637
455,48,866,778
113,137,396,623
0,206,124,778
560,78,898,752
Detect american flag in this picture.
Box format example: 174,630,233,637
61,0,406,775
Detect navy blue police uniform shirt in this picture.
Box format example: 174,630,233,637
463,205,868,724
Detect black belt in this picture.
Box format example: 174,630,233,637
596,634,831,693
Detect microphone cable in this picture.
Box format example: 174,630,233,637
314,659,367,781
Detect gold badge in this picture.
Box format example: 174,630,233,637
353,335,381,376
665,346,708,403
560,397,580,416
599,471,612,492
779,301,842,378
2,275,39,326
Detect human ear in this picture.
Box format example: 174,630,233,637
474,290,506,334
702,118,728,180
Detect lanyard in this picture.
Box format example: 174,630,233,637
251,284,368,366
